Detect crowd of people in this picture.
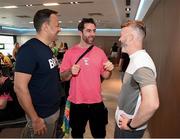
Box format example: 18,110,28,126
0,8,159,138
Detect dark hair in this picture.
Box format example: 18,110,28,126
0,64,2,77
78,18,96,32
64,42,68,49
113,42,117,46
121,20,146,37
33,9,58,32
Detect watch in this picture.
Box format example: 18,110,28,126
127,119,137,130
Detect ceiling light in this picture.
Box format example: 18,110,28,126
59,21,62,23
3,5,18,9
125,8,131,12
70,2,79,4
29,21,33,24
26,4,33,7
43,3,59,6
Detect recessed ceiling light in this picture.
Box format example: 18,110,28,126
43,3,59,6
3,5,18,9
70,2,79,4
125,8,131,12
26,4,33,7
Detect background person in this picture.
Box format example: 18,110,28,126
0,69,24,121
118,47,130,80
0,52,13,77
12,42,21,61
110,42,119,65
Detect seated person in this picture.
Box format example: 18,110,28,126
0,52,13,77
0,52,13,68
0,70,24,122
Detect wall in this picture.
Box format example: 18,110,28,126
17,35,120,56
144,0,180,137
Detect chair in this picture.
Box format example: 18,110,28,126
0,116,26,131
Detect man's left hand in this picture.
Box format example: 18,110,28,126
103,61,114,71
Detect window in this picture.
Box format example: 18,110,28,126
0,35,14,55
0,43,5,49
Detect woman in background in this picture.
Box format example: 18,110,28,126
0,69,24,121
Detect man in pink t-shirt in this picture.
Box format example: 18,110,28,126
60,18,114,138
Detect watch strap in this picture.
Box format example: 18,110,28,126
127,119,137,130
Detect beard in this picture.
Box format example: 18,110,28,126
120,40,127,48
82,35,95,44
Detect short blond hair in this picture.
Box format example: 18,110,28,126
121,20,146,38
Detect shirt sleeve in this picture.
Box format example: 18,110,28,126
15,46,36,74
133,67,156,88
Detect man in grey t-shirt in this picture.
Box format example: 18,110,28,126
114,20,159,138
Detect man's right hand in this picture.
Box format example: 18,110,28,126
71,64,80,75
32,117,47,136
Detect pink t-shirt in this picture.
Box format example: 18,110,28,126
60,44,108,104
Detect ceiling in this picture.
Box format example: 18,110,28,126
0,0,154,35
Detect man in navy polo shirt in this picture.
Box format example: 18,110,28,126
14,9,61,138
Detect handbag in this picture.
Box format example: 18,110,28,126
62,45,94,137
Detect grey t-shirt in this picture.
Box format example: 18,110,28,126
117,50,157,130
118,67,156,115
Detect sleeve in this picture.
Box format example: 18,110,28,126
133,67,156,88
15,46,36,74
60,50,72,72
